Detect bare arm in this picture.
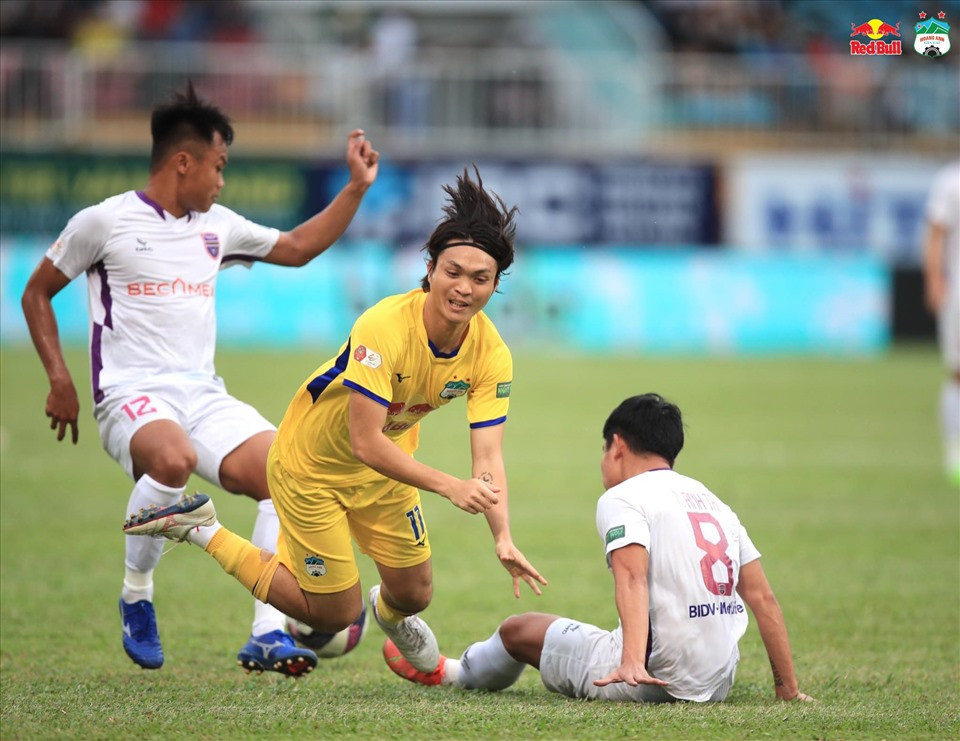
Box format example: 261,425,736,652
594,544,669,688
923,221,947,316
347,391,499,513
263,130,380,267
470,424,547,597
21,257,79,443
737,559,813,701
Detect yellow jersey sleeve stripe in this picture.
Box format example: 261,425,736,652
469,416,507,429
306,342,351,402
342,379,389,408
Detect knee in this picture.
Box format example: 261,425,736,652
383,580,432,615
403,588,432,615
497,614,527,653
145,448,197,486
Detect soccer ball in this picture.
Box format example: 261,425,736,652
285,602,369,659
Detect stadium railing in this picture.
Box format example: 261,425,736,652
0,41,956,157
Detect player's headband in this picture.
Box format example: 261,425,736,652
440,240,489,251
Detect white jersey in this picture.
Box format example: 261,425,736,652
46,191,278,404
596,468,761,702
926,160,960,291
926,161,960,370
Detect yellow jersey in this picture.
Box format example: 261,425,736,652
274,289,513,487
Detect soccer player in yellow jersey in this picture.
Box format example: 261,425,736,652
125,168,547,674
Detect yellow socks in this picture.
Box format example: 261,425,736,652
374,589,410,624
205,528,279,601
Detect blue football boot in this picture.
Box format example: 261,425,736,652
119,599,163,669
236,630,317,678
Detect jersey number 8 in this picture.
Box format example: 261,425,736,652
687,512,735,596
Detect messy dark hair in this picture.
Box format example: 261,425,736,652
421,166,518,291
149,81,234,171
603,393,685,467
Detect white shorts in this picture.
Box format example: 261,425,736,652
94,374,275,485
539,619,732,703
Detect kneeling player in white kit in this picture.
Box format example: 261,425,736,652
383,393,813,703
21,83,379,675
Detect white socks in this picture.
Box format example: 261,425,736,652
185,521,222,549
123,479,285,637
941,379,960,476
249,498,286,636
453,628,526,690
122,568,154,603
122,474,184,604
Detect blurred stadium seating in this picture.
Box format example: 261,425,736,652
1,0,956,156
1,0,956,352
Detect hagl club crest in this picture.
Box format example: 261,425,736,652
440,380,470,399
304,555,327,577
914,11,951,56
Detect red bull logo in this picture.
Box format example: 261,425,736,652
850,18,903,54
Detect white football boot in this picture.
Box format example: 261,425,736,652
368,584,440,673
123,493,216,542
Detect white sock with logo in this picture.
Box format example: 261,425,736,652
249,498,287,636
454,629,525,690
122,474,184,604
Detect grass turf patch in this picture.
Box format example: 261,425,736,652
1,345,957,739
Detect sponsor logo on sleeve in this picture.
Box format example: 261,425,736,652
496,381,512,398
605,525,625,544
353,344,381,368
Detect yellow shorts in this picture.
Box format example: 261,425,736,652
267,445,432,594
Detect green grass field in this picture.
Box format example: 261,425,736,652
1,344,957,739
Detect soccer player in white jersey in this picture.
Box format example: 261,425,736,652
20,83,379,675
923,160,960,486
380,394,812,703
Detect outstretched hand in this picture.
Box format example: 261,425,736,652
495,541,548,598
593,662,669,688
345,129,379,188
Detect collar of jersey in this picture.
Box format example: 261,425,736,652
136,190,193,222
428,338,460,358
